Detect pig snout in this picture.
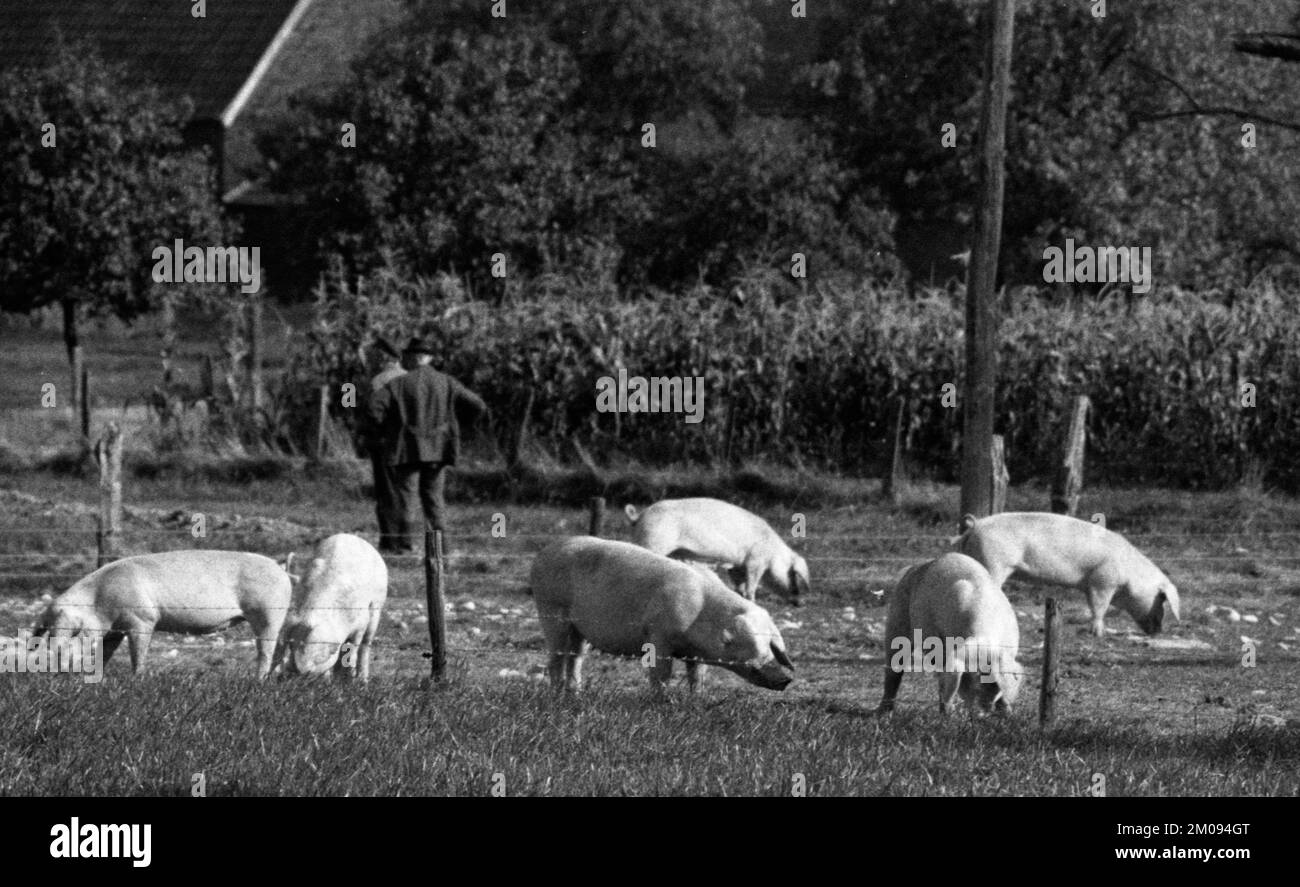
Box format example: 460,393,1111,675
751,641,795,690
284,630,340,675
1142,592,1169,635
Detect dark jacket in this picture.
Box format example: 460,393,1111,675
369,366,487,466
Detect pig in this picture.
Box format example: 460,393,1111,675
31,550,291,677
529,536,795,694
623,498,808,605
954,511,1181,637
273,534,387,681
877,552,1022,715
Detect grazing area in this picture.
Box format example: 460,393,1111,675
1,468,1297,796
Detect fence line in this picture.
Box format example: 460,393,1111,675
8,525,1300,541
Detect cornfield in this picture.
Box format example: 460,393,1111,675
297,268,1300,491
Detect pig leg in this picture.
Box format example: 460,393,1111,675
877,667,903,714
540,607,574,692
937,671,962,715
335,637,361,682
127,628,153,674
1084,578,1118,638
646,637,674,697
246,607,286,679
685,658,707,693
358,608,381,683
741,562,762,602
101,630,126,665
877,593,911,714
567,638,590,693
725,564,747,593
959,673,991,715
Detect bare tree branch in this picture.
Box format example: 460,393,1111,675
1233,31,1300,62
1125,58,1300,133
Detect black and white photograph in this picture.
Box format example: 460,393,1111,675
0,0,1295,839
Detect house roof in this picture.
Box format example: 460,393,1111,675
0,0,308,123
0,0,404,199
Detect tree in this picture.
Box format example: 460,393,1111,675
262,0,892,291
0,42,226,416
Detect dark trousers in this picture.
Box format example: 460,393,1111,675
390,462,448,551
370,447,402,551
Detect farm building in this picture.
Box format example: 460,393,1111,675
0,0,403,295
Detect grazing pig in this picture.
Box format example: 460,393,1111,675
878,553,1022,715
32,550,291,677
954,511,1180,637
529,536,795,694
623,498,808,605
273,534,387,681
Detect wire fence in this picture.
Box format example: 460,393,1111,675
0,514,1295,731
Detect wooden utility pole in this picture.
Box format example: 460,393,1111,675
960,0,1016,523
1050,395,1089,516
588,496,606,537
990,434,1009,514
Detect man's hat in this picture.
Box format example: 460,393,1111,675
403,336,436,356
374,336,401,359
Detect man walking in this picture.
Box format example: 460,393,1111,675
366,338,406,552
368,337,488,554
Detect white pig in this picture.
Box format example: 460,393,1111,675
529,536,795,694
955,511,1180,637
32,550,291,677
624,498,808,604
273,534,387,681
877,552,1022,715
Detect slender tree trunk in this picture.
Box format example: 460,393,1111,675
62,298,82,420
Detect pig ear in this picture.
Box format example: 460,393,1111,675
1164,585,1180,621
771,642,794,671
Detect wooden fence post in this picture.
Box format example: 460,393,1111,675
588,496,605,537
1039,596,1061,726
882,397,906,505
79,364,91,445
247,292,264,414
315,383,330,461
426,529,448,681
1050,395,1089,516
95,423,123,568
990,434,1009,515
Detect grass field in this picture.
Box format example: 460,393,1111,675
1,470,1297,796
2,316,1298,796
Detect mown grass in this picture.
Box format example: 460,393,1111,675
1,674,1296,796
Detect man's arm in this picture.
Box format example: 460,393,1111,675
451,379,489,423
368,383,393,436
